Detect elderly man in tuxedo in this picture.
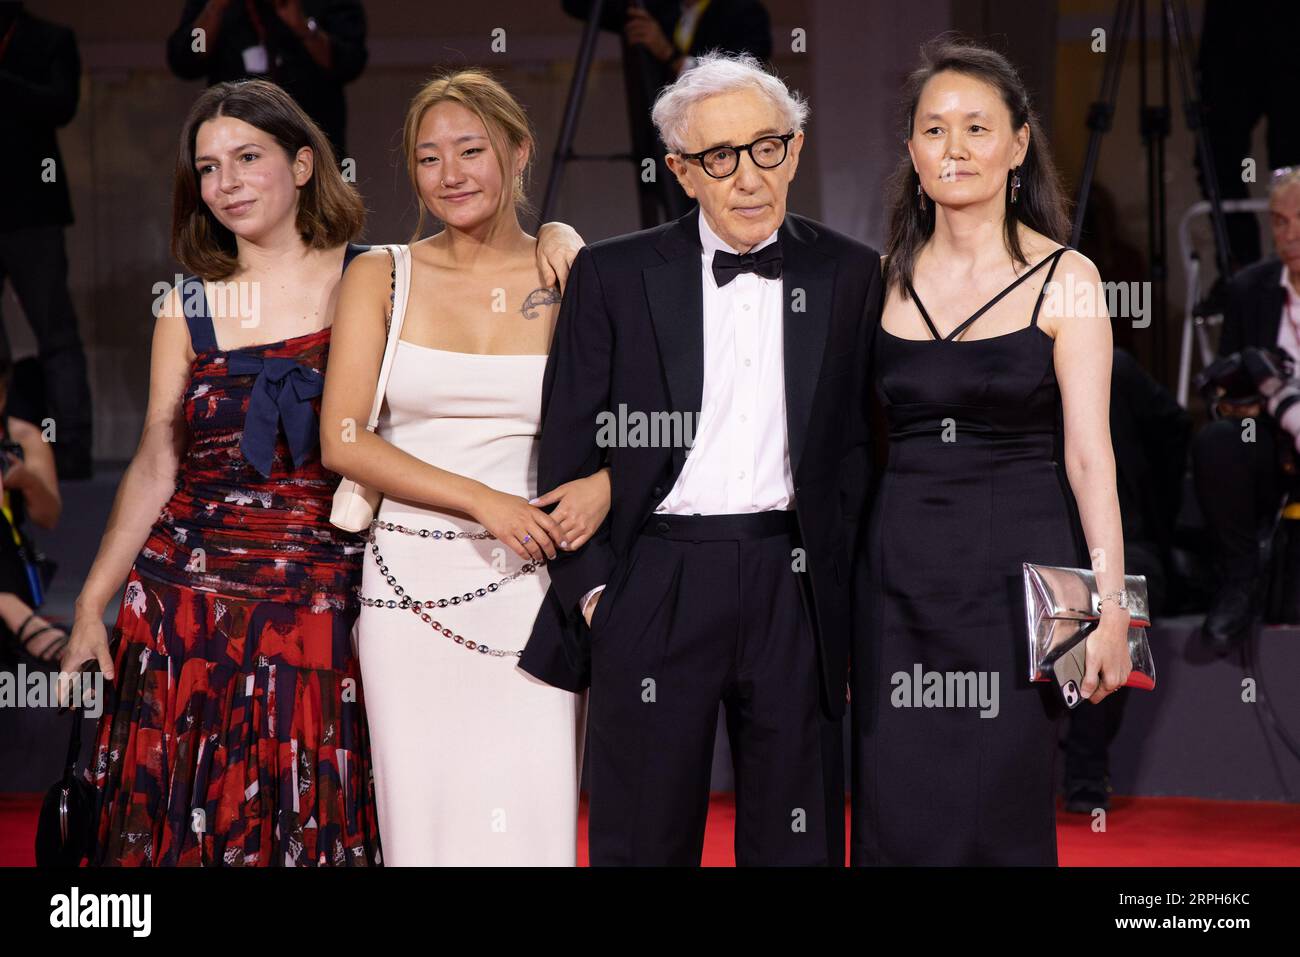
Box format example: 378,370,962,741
522,52,881,865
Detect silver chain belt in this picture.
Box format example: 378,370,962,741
370,519,496,541
356,519,543,657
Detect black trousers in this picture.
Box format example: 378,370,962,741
1190,417,1286,582
1063,689,1129,790
0,224,93,472
586,511,844,866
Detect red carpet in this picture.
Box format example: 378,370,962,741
4,792,1296,866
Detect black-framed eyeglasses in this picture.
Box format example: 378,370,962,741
678,131,796,179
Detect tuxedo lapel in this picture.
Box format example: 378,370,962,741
645,208,705,477
780,215,835,476
644,209,836,480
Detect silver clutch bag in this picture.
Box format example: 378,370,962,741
1022,562,1156,707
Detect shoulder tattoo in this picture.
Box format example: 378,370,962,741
521,285,561,320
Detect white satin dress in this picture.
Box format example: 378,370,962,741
357,341,585,866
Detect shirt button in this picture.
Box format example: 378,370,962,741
739,413,747,422
738,470,745,479
744,358,752,366
743,304,751,311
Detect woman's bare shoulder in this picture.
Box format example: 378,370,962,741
1054,247,1101,282
338,246,398,300
1015,226,1079,269
342,246,396,277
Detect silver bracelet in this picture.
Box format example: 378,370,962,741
1097,589,1129,612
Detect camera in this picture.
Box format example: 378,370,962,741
0,439,24,477
1195,348,1300,447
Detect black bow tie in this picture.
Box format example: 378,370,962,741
711,243,783,286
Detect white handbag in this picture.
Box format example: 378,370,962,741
329,243,413,533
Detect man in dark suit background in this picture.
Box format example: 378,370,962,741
1191,168,1300,651
522,52,880,865
562,0,773,224
0,2,93,479
166,0,367,158
1196,0,1300,269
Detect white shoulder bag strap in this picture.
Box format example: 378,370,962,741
329,243,413,532
366,243,413,432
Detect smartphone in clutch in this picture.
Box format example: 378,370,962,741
1042,625,1092,708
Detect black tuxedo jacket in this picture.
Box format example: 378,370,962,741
1217,257,1286,357
521,207,881,719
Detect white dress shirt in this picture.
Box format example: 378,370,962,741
581,211,794,615
1268,265,1300,452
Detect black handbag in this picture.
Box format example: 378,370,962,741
35,698,96,867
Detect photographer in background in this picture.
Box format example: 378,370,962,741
0,2,94,480
0,356,63,669
563,0,773,80
561,0,772,222
1196,1,1300,269
1191,168,1300,653
165,0,367,157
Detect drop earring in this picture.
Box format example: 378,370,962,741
1010,167,1022,205
916,182,927,211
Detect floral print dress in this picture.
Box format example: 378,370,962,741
88,244,381,866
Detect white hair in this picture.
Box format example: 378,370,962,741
651,51,809,153
1271,166,1300,195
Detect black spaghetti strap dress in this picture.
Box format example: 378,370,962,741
851,247,1087,866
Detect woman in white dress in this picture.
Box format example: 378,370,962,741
320,70,607,865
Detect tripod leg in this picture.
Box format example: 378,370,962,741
1167,0,1235,283
539,0,609,226
1071,0,1135,247
1140,0,1173,382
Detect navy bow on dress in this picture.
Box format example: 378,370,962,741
226,353,325,478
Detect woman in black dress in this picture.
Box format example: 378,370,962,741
851,38,1133,865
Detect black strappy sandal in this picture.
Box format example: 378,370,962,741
12,610,70,670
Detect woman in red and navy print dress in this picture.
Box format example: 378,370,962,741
58,80,378,866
